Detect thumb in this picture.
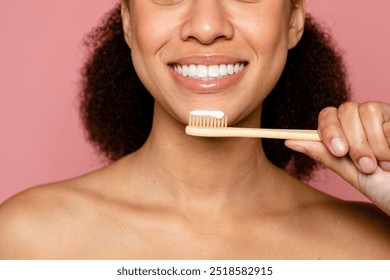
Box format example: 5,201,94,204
285,140,390,215
285,140,358,186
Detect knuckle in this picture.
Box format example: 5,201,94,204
318,124,340,140
337,101,358,118
319,106,336,119
358,101,382,117
317,107,339,138
347,142,370,160
384,122,390,138
372,146,390,160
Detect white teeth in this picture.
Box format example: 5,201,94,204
197,65,208,78
188,64,197,77
219,64,228,76
234,64,240,73
227,64,234,75
208,65,220,78
172,63,245,80
182,65,189,76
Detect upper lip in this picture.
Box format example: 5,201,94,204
168,55,248,66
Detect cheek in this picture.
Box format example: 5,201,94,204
237,14,290,103
129,14,169,83
243,15,291,85
249,21,289,55
239,3,291,53
131,18,158,54
129,25,179,104
130,10,176,55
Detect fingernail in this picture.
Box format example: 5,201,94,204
379,161,390,171
331,137,347,156
358,157,376,173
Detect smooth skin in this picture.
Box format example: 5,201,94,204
0,0,389,259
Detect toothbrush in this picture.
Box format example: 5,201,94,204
185,110,321,141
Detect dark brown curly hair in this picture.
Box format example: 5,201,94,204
80,4,350,180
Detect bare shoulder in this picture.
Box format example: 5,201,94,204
0,161,121,260
0,157,144,259
0,179,85,259
299,190,390,258
334,200,390,238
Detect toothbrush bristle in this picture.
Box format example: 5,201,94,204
188,113,228,128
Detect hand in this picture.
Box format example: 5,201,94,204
285,101,390,215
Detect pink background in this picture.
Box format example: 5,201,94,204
1,1,389,203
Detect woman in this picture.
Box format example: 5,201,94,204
0,0,389,259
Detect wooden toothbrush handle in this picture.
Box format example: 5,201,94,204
185,127,321,141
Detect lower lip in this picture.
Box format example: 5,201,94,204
169,67,246,93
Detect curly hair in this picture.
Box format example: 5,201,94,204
80,4,350,180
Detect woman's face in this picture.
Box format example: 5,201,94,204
122,0,305,125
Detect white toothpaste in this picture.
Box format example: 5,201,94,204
189,110,225,119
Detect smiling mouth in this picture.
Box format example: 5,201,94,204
169,63,246,80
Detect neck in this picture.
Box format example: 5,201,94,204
129,105,289,217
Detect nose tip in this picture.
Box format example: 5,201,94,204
180,2,234,45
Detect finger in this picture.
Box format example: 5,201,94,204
337,101,377,174
382,121,390,146
384,120,390,147
317,106,349,157
358,102,390,171
285,140,358,186
381,121,390,170
285,139,390,214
